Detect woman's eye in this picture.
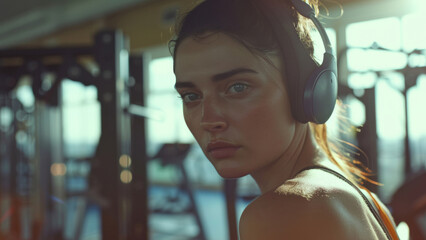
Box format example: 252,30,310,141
180,93,200,103
228,83,249,94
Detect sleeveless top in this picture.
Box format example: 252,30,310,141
297,166,400,240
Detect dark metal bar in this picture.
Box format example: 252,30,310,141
128,55,148,240
357,87,378,193
225,179,238,240
9,97,21,239
124,104,164,120
73,198,89,240
402,72,418,176
35,101,64,240
0,46,94,58
94,29,128,240
178,162,207,240
0,64,61,73
403,89,412,177
0,30,135,240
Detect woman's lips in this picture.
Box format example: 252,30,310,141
207,141,241,159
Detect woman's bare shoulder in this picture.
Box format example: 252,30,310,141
239,172,377,240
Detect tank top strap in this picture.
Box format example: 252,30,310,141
296,165,398,240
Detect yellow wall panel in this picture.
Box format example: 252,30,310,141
23,19,106,48
22,0,197,51
106,0,196,51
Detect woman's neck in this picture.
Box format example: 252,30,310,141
250,123,322,194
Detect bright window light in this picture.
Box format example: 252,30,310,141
311,28,337,62
146,57,194,156
148,57,176,92
62,80,100,148
396,221,410,240
346,17,401,50
348,72,377,89
375,79,406,140
346,49,407,71
407,75,426,140
402,12,426,52
346,95,366,127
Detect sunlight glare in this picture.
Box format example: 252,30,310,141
396,221,410,240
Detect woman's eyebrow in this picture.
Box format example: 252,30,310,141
174,81,195,90
212,67,258,81
175,67,257,89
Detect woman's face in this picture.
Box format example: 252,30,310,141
174,33,296,178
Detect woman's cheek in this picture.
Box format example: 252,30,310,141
228,95,270,122
183,108,195,131
183,107,202,138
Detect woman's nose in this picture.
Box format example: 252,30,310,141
200,121,227,132
200,98,227,132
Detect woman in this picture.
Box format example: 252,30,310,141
170,0,399,239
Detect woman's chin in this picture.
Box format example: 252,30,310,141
209,157,250,179
215,166,248,179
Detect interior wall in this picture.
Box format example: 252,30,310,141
21,0,196,52
20,0,422,52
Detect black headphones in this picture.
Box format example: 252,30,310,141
255,0,338,124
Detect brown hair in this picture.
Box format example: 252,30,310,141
309,106,376,185
170,0,372,186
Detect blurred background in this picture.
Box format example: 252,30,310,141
0,0,425,239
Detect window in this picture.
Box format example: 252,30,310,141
61,80,100,158
145,56,194,156
345,15,426,201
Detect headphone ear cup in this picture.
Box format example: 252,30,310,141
303,53,338,124
312,70,337,123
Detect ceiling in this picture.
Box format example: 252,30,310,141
0,0,151,48
0,0,387,49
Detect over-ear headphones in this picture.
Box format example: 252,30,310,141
254,0,338,124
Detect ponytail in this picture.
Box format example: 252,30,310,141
309,100,378,186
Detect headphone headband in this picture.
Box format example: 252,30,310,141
254,0,338,123
291,0,333,54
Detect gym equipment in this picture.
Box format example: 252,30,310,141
150,143,206,240
0,30,148,240
390,170,426,240
0,29,239,240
